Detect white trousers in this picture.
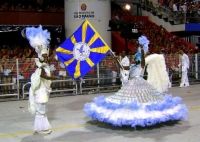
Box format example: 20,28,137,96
180,70,189,87
120,70,129,86
34,103,51,132
112,71,117,84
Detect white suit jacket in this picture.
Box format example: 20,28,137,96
181,53,190,71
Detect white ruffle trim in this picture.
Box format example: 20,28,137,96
89,103,183,121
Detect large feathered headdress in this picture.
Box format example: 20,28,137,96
138,35,149,54
133,35,150,62
23,25,51,60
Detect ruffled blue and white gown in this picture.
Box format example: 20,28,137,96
84,54,188,127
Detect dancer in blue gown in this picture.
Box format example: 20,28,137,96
84,36,188,127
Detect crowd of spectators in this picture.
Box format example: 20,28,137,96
0,45,35,59
159,0,200,10
157,0,200,22
0,1,198,92
111,9,197,54
0,0,64,12
0,44,59,79
110,6,198,74
139,21,197,54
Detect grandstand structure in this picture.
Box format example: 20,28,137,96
0,0,200,100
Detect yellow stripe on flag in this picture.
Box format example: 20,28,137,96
71,35,77,45
90,46,109,54
74,60,81,78
87,33,98,47
86,58,94,67
85,20,110,50
56,47,72,54
82,21,87,43
64,58,74,66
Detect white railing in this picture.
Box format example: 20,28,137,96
1,54,200,100
0,82,19,99
22,79,77,99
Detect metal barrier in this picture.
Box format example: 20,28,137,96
51,79,77,96
21,77,120,99
0,59,19,99
142,0,200,24
79,77,121,95
0,82,19,99
22,79,77,99
0,54,200,99
22,82,31,99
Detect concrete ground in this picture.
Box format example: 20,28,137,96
0,85,199,142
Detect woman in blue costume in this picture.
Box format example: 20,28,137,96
84,36,188,127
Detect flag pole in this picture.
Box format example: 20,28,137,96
108,49,124,70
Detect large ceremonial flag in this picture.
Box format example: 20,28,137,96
56,20,110,79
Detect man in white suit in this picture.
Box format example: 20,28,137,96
120,51,130,86
179,50,190,87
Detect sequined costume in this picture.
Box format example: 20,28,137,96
84,54,188,127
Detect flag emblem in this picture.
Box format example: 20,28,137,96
56,20,110,79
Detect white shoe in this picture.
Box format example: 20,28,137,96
33,131,39,135
42,129,52,134
35,129,52,135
